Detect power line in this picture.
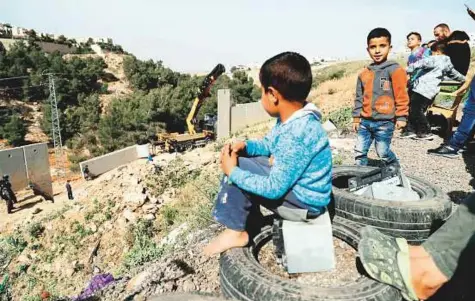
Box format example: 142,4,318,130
0,73,65,82
0,83,46,92
0,75,30,82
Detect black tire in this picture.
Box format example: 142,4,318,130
332,165,452,244
220,217,401,301
147,293,227,301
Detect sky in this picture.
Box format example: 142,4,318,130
3,0,475,72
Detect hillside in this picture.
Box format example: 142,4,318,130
0,122,273,300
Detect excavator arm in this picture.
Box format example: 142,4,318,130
186,64,225,135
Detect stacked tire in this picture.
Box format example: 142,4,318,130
332,165,452,245
218,165,453,301
220,217,400,301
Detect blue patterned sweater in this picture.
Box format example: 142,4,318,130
229,103,332,212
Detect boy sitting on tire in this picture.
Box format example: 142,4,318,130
204,52,332,256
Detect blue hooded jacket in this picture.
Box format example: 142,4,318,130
229,103,332,212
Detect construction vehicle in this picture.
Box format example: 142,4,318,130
155,63,226,152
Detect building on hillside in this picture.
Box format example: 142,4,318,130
76,37,113,45
11,26,27,39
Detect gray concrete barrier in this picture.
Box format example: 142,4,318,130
23,143,53,200
79,145,138,179
0,147,28,191
217,89,271,139
0,143,53,199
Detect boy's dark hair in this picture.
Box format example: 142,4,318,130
434,23,450,30
367,28,392,45
407,32,422,41
423,40,437,48
259,52,312,102
431,41,446,53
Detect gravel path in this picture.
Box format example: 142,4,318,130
336,133,475,204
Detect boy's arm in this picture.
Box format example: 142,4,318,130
229,131,329,200
444,63,466,83
391,67,410,122
352,75,364,124
245,131,272,157
453,68,474,95
406,57,435,74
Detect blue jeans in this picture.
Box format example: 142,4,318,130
213,157,322,231
355,119,397,166
449,78,475,151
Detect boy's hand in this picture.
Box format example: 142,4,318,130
220,144,238,176
352,122,360,132
231,140,246,155
396,120,407,130
269,155,274,166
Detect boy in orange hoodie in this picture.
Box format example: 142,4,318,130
353,28,409,166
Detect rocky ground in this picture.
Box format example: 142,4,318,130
2,119,474,301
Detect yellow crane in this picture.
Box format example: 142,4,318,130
156,64,225,152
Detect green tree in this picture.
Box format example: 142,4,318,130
229,71,260,104
56,35,67,45
2,114,27,146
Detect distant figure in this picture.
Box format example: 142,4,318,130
83,165,91,181
65,180,74,200
0,175,15,214
2,175,17,204
147,154,153,164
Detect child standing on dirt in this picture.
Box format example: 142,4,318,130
405,41,466,140
353,28,409,166
401,32,431,138
203,52,332,256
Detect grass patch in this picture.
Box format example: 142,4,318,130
323,106,353,130
27,223,45,239
122,219,164,269
156,168,220,232
332,153,344,166
146,157,201,196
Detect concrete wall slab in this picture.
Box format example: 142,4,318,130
0,147,28,191
79,145,138,179
23,143,53,200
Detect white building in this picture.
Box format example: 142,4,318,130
11,26,27,39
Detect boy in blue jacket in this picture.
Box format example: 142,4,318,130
204,52,333,256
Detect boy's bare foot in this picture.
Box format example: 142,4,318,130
409,246,449,300
203,229,249,256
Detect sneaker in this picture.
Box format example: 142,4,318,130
399,131,416,139
427,145,459,158
413,133,435,141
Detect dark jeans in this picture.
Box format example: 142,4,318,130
67,191,74,200
355,119,397,166
449,79,475,151
409,92,433,135
423,193,475,279
213,157,323,231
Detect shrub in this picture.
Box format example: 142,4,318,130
323,106,353,130
28,222,45,239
